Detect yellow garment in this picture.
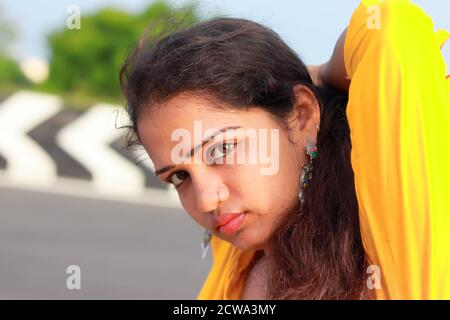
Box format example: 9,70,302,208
196,235,256,299
198,0,450,300
344,0,450,299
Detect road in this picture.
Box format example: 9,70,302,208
0,185,211,299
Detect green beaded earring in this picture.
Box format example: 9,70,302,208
299,138,318,206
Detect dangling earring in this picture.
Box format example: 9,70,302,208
298,138,318,206
201,229,212,259
200,190,222,259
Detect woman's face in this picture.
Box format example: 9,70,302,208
137,90,319,252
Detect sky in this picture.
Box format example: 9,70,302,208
1,0,449,69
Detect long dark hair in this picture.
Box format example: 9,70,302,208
120,17,372,299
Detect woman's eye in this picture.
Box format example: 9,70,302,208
207,141,237,163
166,141,237,187
168,171,188,187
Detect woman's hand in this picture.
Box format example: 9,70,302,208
307,64,326,87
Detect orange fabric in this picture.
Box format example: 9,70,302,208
344,0,450,299
198,0,450,299
197,235,256,299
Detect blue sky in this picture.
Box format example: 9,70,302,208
2,0,449,68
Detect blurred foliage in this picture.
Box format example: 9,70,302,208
0,55,28,86
42,0,201,108
0,5,15,52
0,4,29,88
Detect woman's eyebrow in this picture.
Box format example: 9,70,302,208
154,125,242,176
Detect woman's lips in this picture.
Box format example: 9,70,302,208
217,213,246,235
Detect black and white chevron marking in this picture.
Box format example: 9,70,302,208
28,108,93,181
0,91,175,204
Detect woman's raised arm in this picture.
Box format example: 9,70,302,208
310,28,350,92
315,0,450,299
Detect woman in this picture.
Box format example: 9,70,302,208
120,0,450,299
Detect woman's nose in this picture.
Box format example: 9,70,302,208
193,173,229,213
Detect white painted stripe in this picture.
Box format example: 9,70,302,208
0,91,62,186
56,104,146,196
0,170,182,209
129,145,155,171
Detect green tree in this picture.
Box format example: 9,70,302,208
0,5,28,87
44,0,200,103
0,55,28,86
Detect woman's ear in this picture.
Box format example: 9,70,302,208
292,84,321,138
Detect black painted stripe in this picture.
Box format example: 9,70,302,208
28,109,92,180
0,93,10,170
0,154,6,170
110,138,168,190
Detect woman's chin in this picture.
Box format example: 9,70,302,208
228,233,265,252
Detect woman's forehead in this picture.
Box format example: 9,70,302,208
138,94,277,139
137,94,283,165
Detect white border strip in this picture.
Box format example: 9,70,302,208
0,171,182,209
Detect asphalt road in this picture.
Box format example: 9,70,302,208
0,185,211,299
